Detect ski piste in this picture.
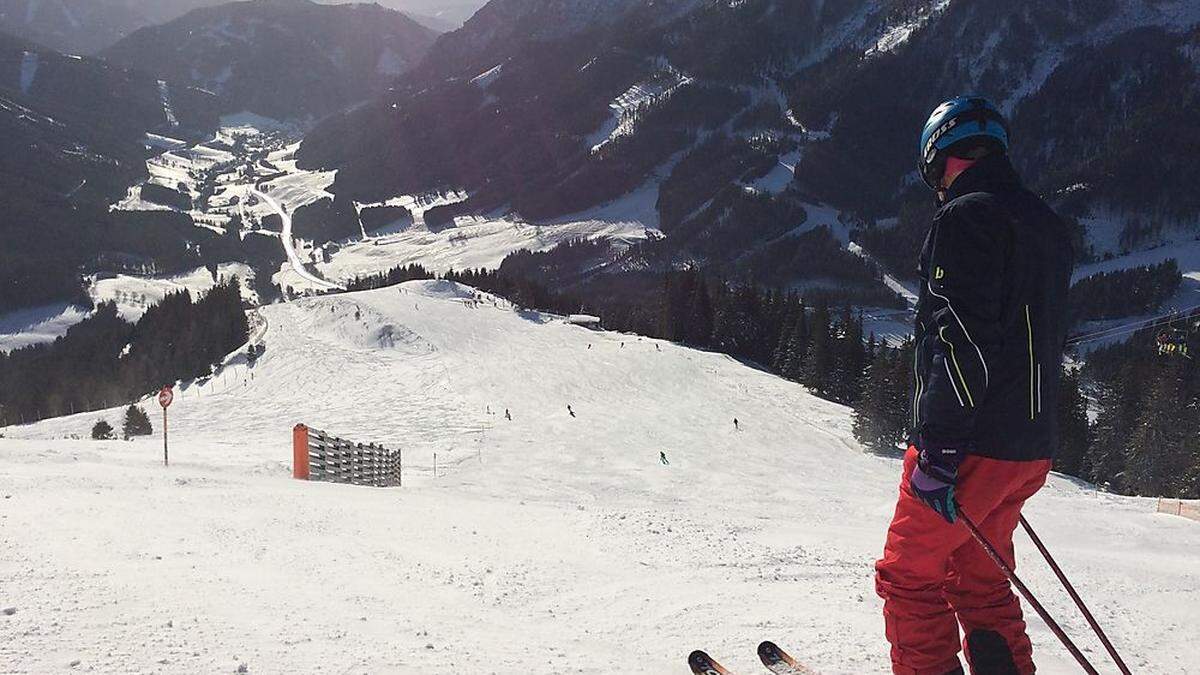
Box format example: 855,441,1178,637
758,641,817,675
688,650,734,675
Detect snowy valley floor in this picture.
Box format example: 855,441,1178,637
2,281,1198,674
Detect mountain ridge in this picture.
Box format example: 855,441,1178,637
102,0,439,121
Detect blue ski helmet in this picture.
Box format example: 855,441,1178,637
919,96,1009,190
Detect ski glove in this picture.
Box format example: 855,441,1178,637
910,441,966,523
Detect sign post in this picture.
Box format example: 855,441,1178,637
158,385,174,466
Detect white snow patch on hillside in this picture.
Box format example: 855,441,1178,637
747,149,802,195
849,241,920,308
543,173,664,235
114,143,236,212
587,64,692,154
862,307,915,347
0,302,89,353
1001,0,1200,113
1075,237,1200,284
143,132,189,152
0,265,258,351
865,0,952,57
113,186,175,212
317,183,659,281
2,281,1198,673
91,263,258,322
797,1,879,69
258,143,336,211
218,111,293,132
470,63,503,88
19,50,38,94
355,189,469,229
157,80,178,128
318,215,649,280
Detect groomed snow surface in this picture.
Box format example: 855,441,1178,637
3,281,1198,673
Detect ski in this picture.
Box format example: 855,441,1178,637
757,641,817,675
689,649,735,675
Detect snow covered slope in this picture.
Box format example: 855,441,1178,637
2,280,1198,673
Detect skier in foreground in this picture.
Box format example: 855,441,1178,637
875,96,1073,674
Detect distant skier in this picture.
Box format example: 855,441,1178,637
875,97,1073,675
733,418,739,431
567,405,576,418
660,451,669,466
505,408,511,421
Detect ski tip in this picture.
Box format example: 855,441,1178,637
688,650,727,675
758,640,781,660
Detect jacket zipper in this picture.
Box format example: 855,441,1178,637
912,344,923,428
1025,304,1038,420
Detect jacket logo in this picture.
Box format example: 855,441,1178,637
934,267,945,280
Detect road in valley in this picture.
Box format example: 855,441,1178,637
251,188,342,291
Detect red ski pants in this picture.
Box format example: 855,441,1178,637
876,447,1051,675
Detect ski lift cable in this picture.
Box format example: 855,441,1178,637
1068,314,1182,346
1066,303,1200,346
1068,316,1171,345
1082,306,1200,342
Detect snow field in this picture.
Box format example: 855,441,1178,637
319,215,651,280
2,280,1198,673
0,302,88,353
587,64,693,154
0,264,258,352
91,263,259,322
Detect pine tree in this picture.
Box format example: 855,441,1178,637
1124,360,1189,496
830,308,867,404
92,419,114,440
800,301,833,396
684,274,714,347
852,342,912,454
122,404,153,439
1054,367,1091,478
1086,374,1139,491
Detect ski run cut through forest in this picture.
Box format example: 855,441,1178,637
2,280,1198,673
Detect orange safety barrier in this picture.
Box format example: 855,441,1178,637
293,423,310,480
1157,498,1200,522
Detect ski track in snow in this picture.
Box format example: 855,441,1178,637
158,80,178,128
2,280,1198,674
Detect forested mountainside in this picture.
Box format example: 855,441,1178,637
102,0,439,121
0,31,226,312
299,0,1200,284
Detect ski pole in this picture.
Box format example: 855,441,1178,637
1020,515,1132,675
958,512,1099,675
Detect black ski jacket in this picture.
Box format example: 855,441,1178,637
911,154,1073,462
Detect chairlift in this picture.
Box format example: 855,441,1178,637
1156,313,1192,358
